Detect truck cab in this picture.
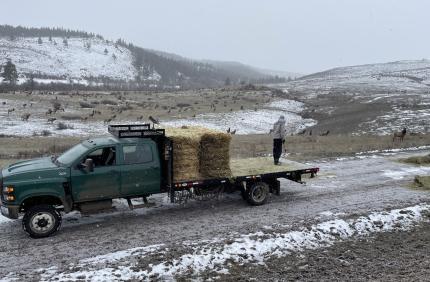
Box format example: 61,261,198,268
1,130,164,238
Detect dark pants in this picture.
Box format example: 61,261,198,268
273,138,283,164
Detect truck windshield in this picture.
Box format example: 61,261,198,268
56,143,89,166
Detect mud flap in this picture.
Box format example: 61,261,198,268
270,180,281,196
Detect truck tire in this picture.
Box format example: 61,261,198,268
22,205,62,238
246,182,269,206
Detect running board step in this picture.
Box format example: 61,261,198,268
127,197,154,210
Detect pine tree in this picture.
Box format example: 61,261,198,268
1,59,18,85
49,35,52,42
38,37,43,44
104,48,108,55
112,53,117,60
225,77,231,86
63,38,68,46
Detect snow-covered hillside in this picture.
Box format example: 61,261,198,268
282,59,430,95
0,37,145,83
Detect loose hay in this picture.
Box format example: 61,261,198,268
413,175,430,190
400,154,430,165
230,157,306,177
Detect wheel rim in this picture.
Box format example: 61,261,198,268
251,185,267,202
30,212,55,234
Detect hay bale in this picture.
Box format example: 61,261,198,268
165,127,203,182
200,131,232,178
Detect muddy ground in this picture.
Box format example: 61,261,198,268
222,222,430,282
1,149,430,280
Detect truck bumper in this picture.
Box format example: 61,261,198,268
0,203,19,219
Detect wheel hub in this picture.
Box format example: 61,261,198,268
31,212,54,233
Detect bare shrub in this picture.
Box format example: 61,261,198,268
79,101,95,108
41,130,52,136
101,99,117,105
52,101,62,111
60,114,81,120
176,103,191,108
56,122,74,130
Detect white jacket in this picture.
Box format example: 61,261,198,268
272,118,286,139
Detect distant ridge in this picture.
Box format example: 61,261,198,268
0,25,292,89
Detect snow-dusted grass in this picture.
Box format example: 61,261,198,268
162,99,316,134
0,37,140,81
18,204,429,281
0,97,315,136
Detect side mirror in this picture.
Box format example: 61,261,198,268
84,158,94,172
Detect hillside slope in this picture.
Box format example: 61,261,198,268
0,25,289,88
283,59,430,94
0,37,138,83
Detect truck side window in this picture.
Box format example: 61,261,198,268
123,144,153,164
83,147,116,167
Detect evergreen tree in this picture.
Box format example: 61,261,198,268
1,59,18,85
38,37,43,44
104,48,108,55
225,77,231,86
112,53,117,60
49,35,52,42
63,38,68,46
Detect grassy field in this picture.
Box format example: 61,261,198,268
0,133,429,169
0,88,279,126
231,133,430,161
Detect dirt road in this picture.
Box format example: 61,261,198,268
1,149,430,280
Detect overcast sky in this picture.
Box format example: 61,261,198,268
1,0,429,73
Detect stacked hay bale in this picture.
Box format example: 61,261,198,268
165,127,202,182
200,131,232,178
165,126,232,181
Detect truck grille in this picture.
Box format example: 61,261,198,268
0,170,3,202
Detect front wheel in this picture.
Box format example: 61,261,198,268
22,205,62,238
246,182,269,206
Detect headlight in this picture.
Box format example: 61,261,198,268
3,186,14,193
6,195,15,201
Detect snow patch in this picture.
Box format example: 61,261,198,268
162,99,316,134
26,204,430,281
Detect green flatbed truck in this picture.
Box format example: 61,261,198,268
0,124,319,238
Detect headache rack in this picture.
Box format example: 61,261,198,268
108,124,165,138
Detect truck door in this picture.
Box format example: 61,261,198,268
120,143,161,196
71,146,121,201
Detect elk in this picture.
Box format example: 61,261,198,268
393,128,407,142
7,108,15,115
149,115,159,125
47,117,57,123
21,113,31,121
45,109,53,115
297,129,306,135
320,130,330,136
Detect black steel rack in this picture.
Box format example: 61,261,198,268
108,124,165,138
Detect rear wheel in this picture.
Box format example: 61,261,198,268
246,182,269,206
22,205,62,238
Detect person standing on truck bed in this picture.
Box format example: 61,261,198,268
270,115,286,165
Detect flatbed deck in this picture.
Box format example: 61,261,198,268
230,157,308,177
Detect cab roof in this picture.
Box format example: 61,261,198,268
82,136,154,147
